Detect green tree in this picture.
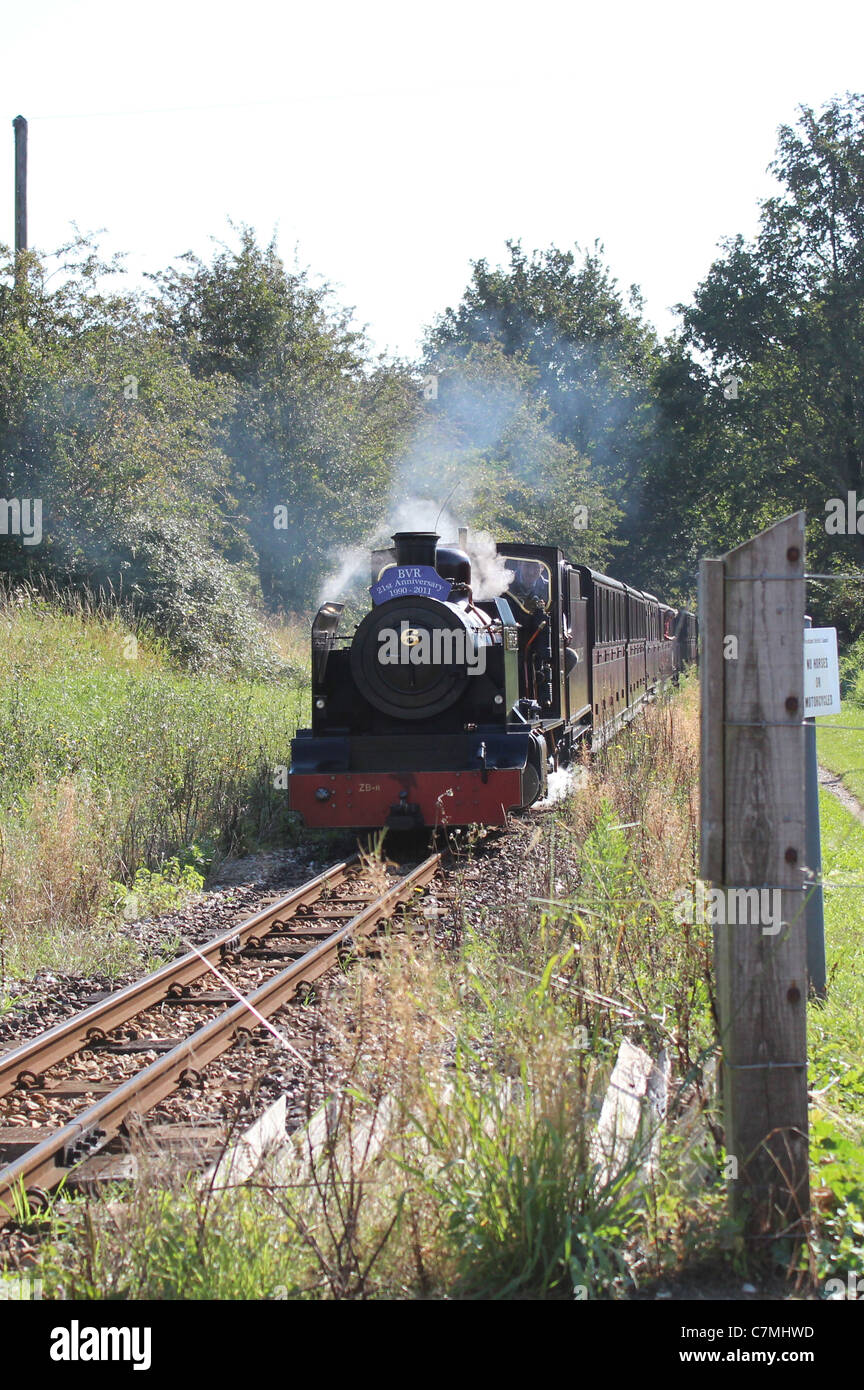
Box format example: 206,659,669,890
410,343,620,570
154,227,419,608
0,237,273,669
428,241,661,579
679,93,864,626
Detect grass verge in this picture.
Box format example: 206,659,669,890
806,789,864,1280
816,707,864,804
0,592,308,982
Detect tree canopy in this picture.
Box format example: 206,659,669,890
3,93,864,658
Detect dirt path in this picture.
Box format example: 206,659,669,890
818,764,864,826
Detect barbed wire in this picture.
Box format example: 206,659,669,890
723,572,864,581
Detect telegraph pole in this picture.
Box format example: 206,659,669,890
13,114,27,291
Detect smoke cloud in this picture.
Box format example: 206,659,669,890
316,504,513,607
464,528,514,601
317,360,525,606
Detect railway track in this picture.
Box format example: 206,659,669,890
0,851,441,1224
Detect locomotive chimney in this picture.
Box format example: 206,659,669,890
392,531,439,568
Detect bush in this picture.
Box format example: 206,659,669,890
108,856,206,922
92,512,283,676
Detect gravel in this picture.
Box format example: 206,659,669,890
0,843,345,1054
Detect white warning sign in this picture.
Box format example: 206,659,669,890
803,627,841,716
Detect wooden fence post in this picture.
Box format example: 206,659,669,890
699,558,725,884
701,512,809,1235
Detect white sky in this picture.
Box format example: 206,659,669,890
3,0,863,358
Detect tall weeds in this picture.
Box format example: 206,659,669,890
0,593,306,976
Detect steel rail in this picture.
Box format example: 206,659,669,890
0,852,440,1221
0,857,359,1100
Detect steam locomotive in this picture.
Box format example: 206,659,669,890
289,530,697,830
